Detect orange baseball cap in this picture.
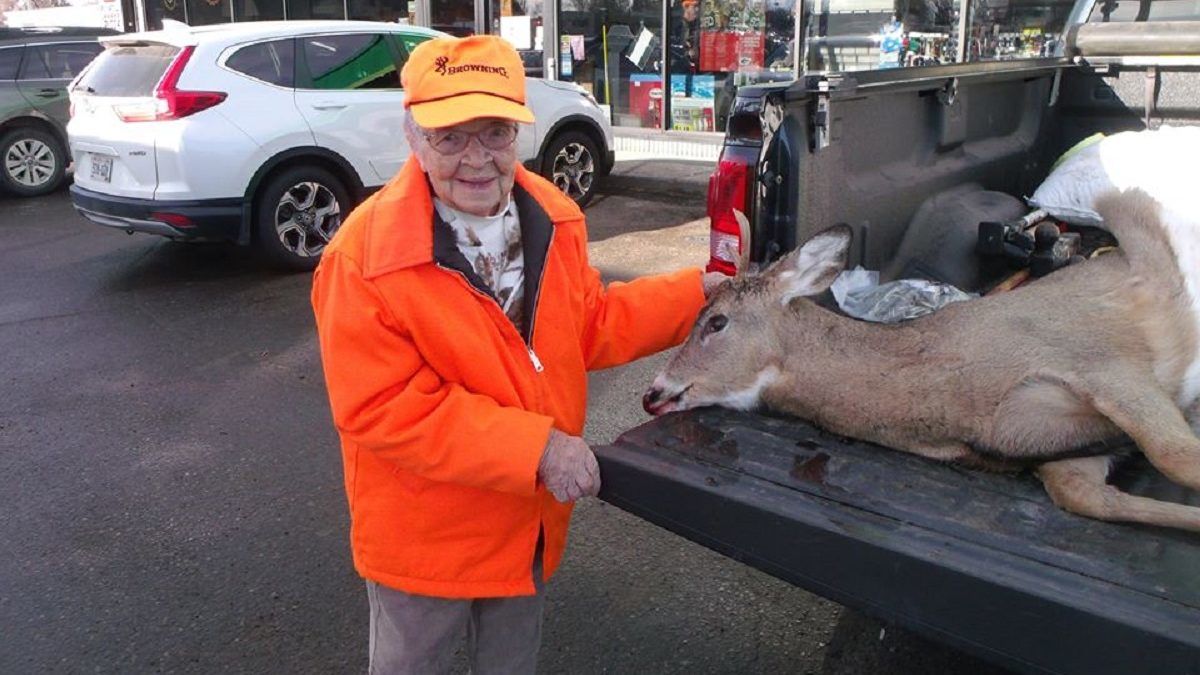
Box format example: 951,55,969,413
402,35,535,129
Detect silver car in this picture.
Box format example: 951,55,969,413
0,27,113,197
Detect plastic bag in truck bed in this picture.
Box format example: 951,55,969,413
1029,126,1200,227
831,266,977,323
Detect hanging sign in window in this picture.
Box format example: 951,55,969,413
699,0,765,72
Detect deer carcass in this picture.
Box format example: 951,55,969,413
644,190,1200,532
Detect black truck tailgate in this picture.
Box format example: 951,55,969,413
594,408,1200,675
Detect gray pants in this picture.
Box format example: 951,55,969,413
366,550,545,674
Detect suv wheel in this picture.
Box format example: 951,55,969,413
541,131,600,207
254,165,350,272
0,127,67,197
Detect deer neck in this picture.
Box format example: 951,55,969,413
760,304,937,419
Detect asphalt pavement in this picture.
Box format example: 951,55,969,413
0,164,1007,674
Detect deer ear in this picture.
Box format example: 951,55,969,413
775,225,851,303
731,209,752,275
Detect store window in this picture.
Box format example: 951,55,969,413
432,0,483,36
227,39,296,86
667,0,795,131
559,0,793,131
558,0,663,128
234,0,284,21
804,0,1072,72
286,0,346,20
966,0,1073,60
804,0,961,72
499,0,547,78
348,0,410,22
1090,0,1200,21
186,0,232,25
146,0,187,29
301,34,401,90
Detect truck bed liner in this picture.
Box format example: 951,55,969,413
595,408,1200,674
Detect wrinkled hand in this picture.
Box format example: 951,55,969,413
538,430,600,502
702,271,729,299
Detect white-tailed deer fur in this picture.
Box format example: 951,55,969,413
644,190,1200,532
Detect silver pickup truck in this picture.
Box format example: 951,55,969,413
597,0,1200,672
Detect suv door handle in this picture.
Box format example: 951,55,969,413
36,88,59,98
310,101,347,110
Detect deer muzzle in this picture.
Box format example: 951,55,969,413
642,381,691,416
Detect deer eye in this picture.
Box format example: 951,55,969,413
704,314,728,335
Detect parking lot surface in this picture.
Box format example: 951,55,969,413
0,166,1004,673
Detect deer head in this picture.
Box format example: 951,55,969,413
643,224,853,415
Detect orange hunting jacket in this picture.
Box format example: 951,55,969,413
311,158,705,598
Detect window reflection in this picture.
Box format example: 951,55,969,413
348,0,410,22
668,0,796,131
1090,0,1200,22
432,0,479,36
302,34,401,90
146,0,187,29
186,0,232,25
803,0,1071,72
227,39,295,86
19,43,104,80
805,0,961,72
559,0,793,131
285,0,346,20
559,0,663,128
235,0,284,21
500,0,546,78
966,0,1072,60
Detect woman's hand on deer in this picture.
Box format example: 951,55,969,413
538,429,601,502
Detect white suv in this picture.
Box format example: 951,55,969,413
67,21,613,270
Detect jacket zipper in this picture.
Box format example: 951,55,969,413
433,261,545,374
524,227,555,374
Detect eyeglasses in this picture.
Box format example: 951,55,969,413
424,124,519,155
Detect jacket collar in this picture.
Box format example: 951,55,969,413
361,157,575,280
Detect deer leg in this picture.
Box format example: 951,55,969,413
1081,378,1200,490
1037,456,1200,532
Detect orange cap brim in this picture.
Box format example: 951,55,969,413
409,92,535,129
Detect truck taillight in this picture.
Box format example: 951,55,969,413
115,46,226,123
706,150,754,275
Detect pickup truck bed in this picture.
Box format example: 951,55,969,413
595,408,1200,674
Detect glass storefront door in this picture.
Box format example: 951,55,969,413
420,0,546,77
145,0,187,28
500,0,547,78
429,0,488,35
666,0,795,131
557,0,662,128
556,0,795,131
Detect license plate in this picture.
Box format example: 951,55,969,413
90,155,113,183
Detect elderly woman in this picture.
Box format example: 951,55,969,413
312,35,720,674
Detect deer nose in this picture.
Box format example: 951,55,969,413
642,387,663,414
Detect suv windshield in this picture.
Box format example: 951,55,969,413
74,43,179,96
